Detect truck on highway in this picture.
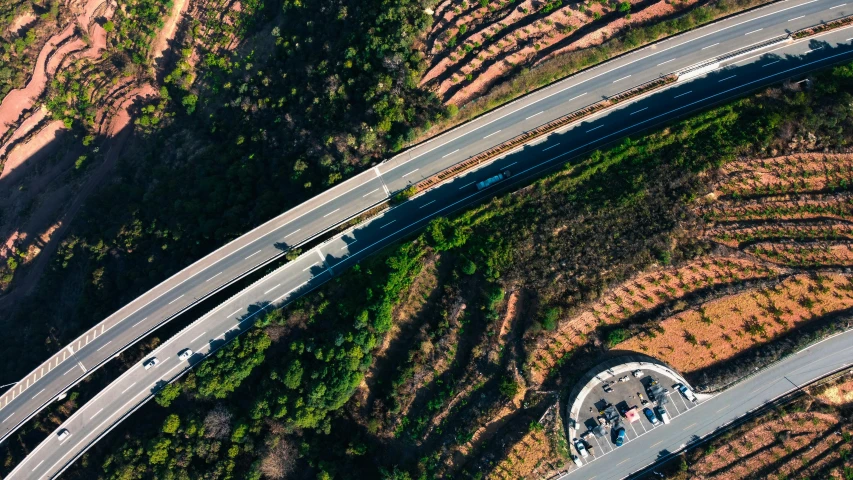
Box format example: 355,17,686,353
476,170,511,190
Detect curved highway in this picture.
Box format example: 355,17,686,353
7,16,853,477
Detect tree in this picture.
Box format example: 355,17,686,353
259,437,297,479
541,307,560,331
103,20,115,32
499,377,519,399
203,404,233,439
162,413,180,434
155,383,181,407
182,93,198,114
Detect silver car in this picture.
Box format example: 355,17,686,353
178,349,193,361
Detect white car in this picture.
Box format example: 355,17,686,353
677,384,698,403
572,454,583,467
143,357,159,370
57,429,70,441
178,349,193,361
655,405,671,425
574,439,589,458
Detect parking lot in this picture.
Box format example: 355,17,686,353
572,369,705,460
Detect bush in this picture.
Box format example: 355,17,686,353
606,328,630,347
541,307,560,331
499,377,520,398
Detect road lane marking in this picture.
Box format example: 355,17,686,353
657,58,675,66
32,460,44,471
442,149,460,158
121,382,137,394
381,220,396,229
168,294,185,305
504,162,518,169
716,404,730,413
616,458,630,466
650,440,665,448
702,42,720,50
744,28,763,34
402,169,419,178
322,208,340,218
789,14,805,20
132,317,148,328
264,284,281,295
763,60,781,67
96,341,112,352
806,46,824,52
228,309,242,317
245,250,262,260
2,414,12,423
190,332,207,343
543,143,560,151
284,229,301,238
613,75,631,83
63,367,76,376
683,422,697,430
587,125,604,133
303,262,319,272
832,2,846,7
362,188,381,197
459,180,478,189
674,90,692,99
630,107,648,116
165,364,183,377
206,271,223,282
483,130,501,139
718,75,737,82
420,200,436,209
90,408,104,420
340,240,357,250
526,111,543,120
31,389,45,400
569,92,587,101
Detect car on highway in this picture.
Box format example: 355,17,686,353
178,349,193,361
475,170,511,190
615,427,626,447
677,384,698,403
654,405,670,424
643,407,660,425
143,357,159,370
574,438,589,458
56,429,69,441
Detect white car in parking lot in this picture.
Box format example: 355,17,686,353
677,384,698,403
574,438,589,458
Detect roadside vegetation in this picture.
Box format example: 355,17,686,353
6,54,846,480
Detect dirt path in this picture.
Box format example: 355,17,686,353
151,0,191,64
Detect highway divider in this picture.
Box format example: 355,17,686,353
793,13,853,39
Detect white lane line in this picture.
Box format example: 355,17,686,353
402,168,419,178
2,414,13,423
526,111,543,120
483,130,501,139
322,208,340,218
788,14,805,20
569,92,587,101
630,107,648,116
613,75,631,83
718,75,737,82
458,180,478,189
63,367,76,376
206,271,223,282
121,382,137,394
90,408,104,420
340,240,357,251
283,229,301,238
832,2,846,7
763,60,781,67
303,262,319,272
744,28,763,35
674,90,692,99
616,458,630,467
132,317,148,328
683,422,697,431
164,363,183,376
167,294,185,305
32,460,44,471
504,162,518,168
190,332,207,343
650,440,665,448
587,125,604,133
806,45,824,52
442,149,460,158
701,42,720,50
228,309,242,317
657,58,675,66
263,284,281,295
362,187,381,198
381,220,396,229
245,250,262,260
543,143,561,152
31,389,45,400
420,200,436,209
96,341,112,352
715,404,730,413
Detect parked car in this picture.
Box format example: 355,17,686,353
574,438,589,458
57,429,70,441
643,407,660,425
654,405,671,424
143,357,159,370
615,427,627,447
677,384,698,403
632,369,645,378
178,349,193,361
572,454,583,467
603,383,613,393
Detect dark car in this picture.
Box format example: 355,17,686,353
615,427,627,447
643,407,660,425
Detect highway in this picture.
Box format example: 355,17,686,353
557,330,853,480
6,15,853,477
0,0,844,447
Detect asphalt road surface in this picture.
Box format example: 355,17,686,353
0,0,844,446
557,330,853,480
7,15,853,478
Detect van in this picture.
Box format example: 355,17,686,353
654,405,670,425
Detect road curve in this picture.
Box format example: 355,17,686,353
8,20,853,478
